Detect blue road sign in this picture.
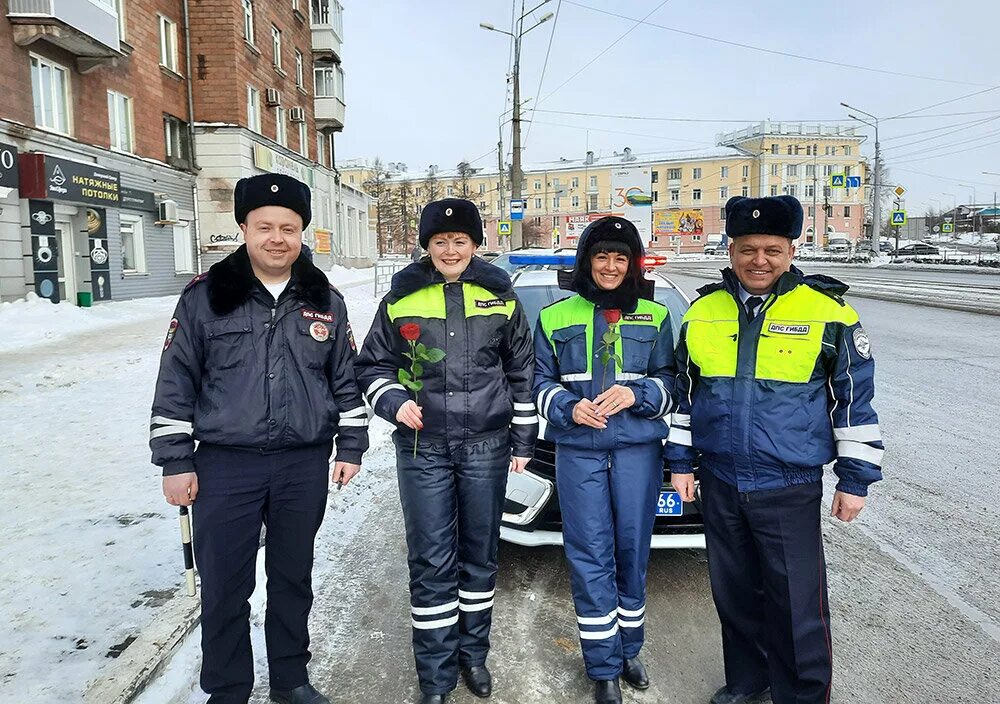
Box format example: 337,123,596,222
830,174,846,188
891,210,907,226
510,199,525,221
846,176,862,188
498,221,511,235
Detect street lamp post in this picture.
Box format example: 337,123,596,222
481,2,554,250
841,102,880,246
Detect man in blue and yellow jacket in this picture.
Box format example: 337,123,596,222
666,196,883,704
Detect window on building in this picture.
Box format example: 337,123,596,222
173,221,194,274
115,0,127,40
107,91,134,152
447,186,454,196
271,26,282,69
298,121,307,157
844,206,851,217
534,180,541,190
414,187,421,197
159,15,178,72
770,185,779,196
823,185,832,198
808,206,815,218
242,0,254,44
771,143,778,154
742,165,749,178
295,50,304,88
314,62,339,98
572,195,580,207
275,107,287,146
587,194,598,210
667,168,681,180
652,190,658,202
692,189,702,201
589,175,598,189
824,146,831,155
805,184,815,198
692,167,702,180
316,131,326,166
795,146,801,155
720,166,729,178
787,145,793,155
771,164,780,177
844,165,852,176
823,165,832,176
845,146,852,156
806,145,812,156
831,147,838,156
742,186,749,197
670,189,679,204
164,115,191,167
785,185,797,197
787,164,798,177
693,235,702,242
571,177,579,188
30,55,70,134
247,86,261,133
651,171,659,183
534,198,542,209
806,164,815,177
720,207,726,220
120,215,146,274
719,186,728,200
553,196,561,209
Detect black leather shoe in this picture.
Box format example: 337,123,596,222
461,664,492,698
710,685,770,704
419,694,447,704
269,683,330,704
594,678,623,704
622,657,650,689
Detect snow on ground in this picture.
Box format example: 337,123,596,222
0,264,376,701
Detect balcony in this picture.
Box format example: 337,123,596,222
314,95,345,131
311,24,342,62
8,0,122,72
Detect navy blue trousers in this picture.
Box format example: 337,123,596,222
192,443,330,704
700,470,833,704
394,429,511,695
555,443,662,681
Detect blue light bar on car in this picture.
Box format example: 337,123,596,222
508,254,577,266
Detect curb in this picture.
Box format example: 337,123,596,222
83,589,201,704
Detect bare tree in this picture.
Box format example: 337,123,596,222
362,158,393,256
452,161,476,199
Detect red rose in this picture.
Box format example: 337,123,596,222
400,323,421,341
603,309,622,324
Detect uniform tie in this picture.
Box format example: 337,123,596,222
745,296,764,321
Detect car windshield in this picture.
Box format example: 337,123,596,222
515,281,688,342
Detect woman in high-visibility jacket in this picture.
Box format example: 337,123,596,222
532,216,677,704
355,199,536,704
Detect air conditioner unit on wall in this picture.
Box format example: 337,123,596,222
266,88,281,107
289,107,305,122
156,199,179,224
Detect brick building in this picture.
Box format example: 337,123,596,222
0,0,372,306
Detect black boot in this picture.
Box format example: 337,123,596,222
622,657,650,689
710,685,771,704
594,679,623,704
419,694,447,704
461,664,492,698
269,683,330,704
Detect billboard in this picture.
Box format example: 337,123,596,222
565,213,606,240
654,209,704,236
314,228,331,254
611,167,652,243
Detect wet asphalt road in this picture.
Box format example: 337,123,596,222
238,265,998,704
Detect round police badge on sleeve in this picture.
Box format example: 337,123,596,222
852,327,872,359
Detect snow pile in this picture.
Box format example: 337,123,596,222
0,292,178,354
326,264,375,288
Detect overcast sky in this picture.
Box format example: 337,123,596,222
338,0,1000,216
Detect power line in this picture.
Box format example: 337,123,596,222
564,0,988,87
523,0,563,150
886,84,1000,119
892,135,1000,165
530,119,717,146
532,108,855,123
888,127,1000,161
886,109,1000,120
540,0,673,104
882,116,1000,152
893,166,1000,189
882,115,1000,142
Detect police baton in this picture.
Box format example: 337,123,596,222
178,506,197,596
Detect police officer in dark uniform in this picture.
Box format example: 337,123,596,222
150,173,369,704
666,196,884,704
355,199,537,704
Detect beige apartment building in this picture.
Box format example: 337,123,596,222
342,121,869,254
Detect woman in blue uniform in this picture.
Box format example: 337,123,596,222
532,216,676,704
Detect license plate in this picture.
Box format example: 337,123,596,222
656,491,683,516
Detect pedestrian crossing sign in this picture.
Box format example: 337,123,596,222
830,174,846,188
498,221,511,235
891,210,907,226
942,222,954,233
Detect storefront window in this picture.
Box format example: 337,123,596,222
121,215,146,273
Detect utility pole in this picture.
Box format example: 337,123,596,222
842,102,880,244
481,2,554,250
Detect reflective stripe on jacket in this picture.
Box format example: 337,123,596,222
664,267,883,496
533,294,676,450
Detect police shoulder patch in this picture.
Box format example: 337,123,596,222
163,318,180,351
346,320,357,352
852,327,872,359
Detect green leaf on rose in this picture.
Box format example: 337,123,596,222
410,380,424,392
411,361,424,377
398,368,412,384
424,347,446,363
612,354,623,367
416,342,427,356
600,351,611,366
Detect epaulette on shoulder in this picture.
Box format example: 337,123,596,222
694,281,726,300
328,283,345,302
183,273,207,292
801,279,847,307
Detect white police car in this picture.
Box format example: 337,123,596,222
501,255,705,549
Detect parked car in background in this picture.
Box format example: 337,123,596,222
892,243,940,257
828,237,850,253
501,263,705,549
